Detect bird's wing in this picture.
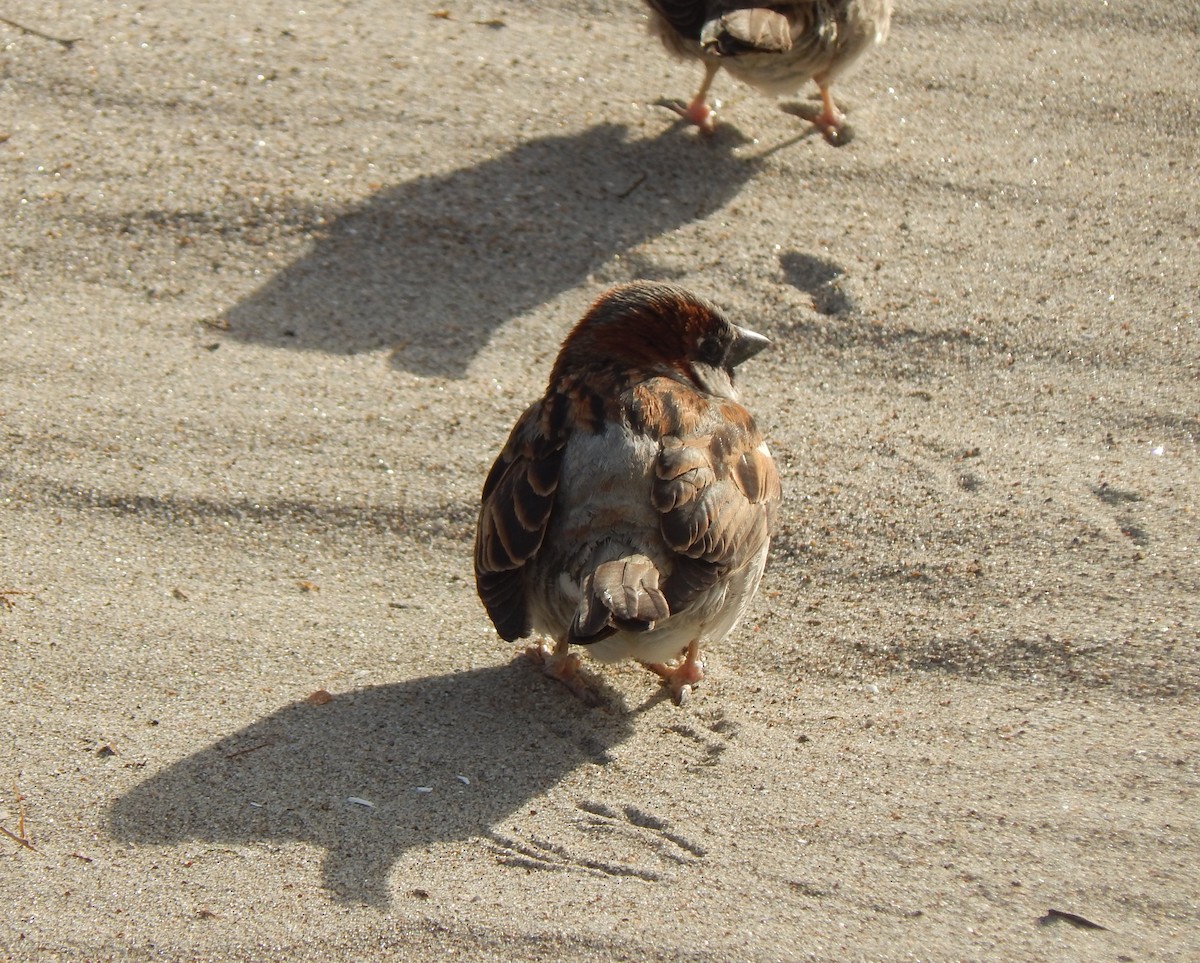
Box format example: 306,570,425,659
474,397,567,641
652,399,782,610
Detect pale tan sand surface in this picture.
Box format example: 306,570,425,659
1,1,1197,959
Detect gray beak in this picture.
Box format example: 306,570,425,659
727,325,771,368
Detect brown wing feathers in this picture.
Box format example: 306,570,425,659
475,404,565,641
653,414,779,608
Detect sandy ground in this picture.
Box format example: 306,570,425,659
2,0,1198,959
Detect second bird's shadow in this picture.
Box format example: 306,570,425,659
221,123,760,376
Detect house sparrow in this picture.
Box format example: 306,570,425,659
475,281,781,704
643,0,893,144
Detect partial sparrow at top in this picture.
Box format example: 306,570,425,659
643,0,893,144
475,281,781,705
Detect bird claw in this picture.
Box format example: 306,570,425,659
818,119,853,147
654,97,717,135
526,643,603,707
779,100,854,146
641,655,705,705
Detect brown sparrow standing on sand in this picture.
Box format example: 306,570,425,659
643,0,892,144
475,282,781,705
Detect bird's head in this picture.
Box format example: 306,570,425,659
550,281,770,402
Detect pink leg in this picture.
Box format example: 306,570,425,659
813,82,848,146
526,640,601,706
640,638,705,705
657,62,720,134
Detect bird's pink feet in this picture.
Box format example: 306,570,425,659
657,96,716,135
782,86,853,145
641,642,705,705
526,642,601,706
813,85,849,146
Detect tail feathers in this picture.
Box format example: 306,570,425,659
701,9,793,57
569,555,670,645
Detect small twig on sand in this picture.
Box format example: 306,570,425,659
0,589,34,611
0,824,36,851
1039,908,1108,931
1,782,37,852
224,739,275,759
616,172,648,199
0,16,80,49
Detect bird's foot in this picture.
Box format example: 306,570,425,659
655,96,717,135
780,92,854,146
640,654,705,706
813,111,851,147
813,85,851,146
526,643,602,706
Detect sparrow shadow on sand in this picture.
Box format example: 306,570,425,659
220,122,759,376
108,661,633,906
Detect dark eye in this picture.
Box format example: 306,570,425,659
698,335,725,366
